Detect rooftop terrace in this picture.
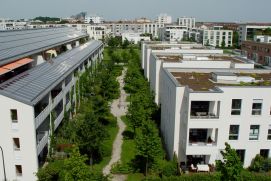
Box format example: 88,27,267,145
171,71,271,91
156,55,183,62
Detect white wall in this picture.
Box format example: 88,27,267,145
0,96,38,181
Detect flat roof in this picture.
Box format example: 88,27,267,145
0,40,103,105
156,54,183,62
0,27,88,66
169,70,271,91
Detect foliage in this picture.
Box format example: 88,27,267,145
233,31,239,48
249,154,271,172
122,38,130,49
221,40,226,48
33,16,60,23
216,142,243,181
135,121,163,175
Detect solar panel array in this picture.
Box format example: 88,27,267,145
0,40,103,105
0,27,88,66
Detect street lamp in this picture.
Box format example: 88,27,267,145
0,146,6,181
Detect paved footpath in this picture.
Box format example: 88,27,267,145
103,67,128,181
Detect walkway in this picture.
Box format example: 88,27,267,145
103,67,128,181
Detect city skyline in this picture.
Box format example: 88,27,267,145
0,0,271,22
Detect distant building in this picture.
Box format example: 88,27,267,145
155,13,172,25
122,32,150,44
202,26,233,47
85,15,104,24
177,17,196,30
86,25,110,40
241,38,271,66
238,24,271,45
0,19,28,30
159,25,188,42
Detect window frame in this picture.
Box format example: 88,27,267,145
229,125,240,140
249,125,260,140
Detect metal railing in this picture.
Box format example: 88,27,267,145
35,105,50,129
37,131,49,155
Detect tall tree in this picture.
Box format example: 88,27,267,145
76,111,107,163
135,121,162,176
216,142,243,181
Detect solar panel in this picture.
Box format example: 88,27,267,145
0,27,88,66
0,40,103,105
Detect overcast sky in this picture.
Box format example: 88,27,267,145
0,0,270,22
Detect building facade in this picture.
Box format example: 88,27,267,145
0,28,103,180
202,28,233,47
177,17,196,30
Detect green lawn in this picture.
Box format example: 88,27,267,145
127,173,145,181
92,122,119,172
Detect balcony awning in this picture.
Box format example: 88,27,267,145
0,58,33,75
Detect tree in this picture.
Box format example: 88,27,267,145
205,39,210,46
60,146,92,181
135,121,162,176
216,142,243,181
122,38,130,49
76,111,107,163
221,40,226,48
233,31,239,48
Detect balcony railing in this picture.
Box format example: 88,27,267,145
54,111,64,130
37,131,49,155
35,105,50,129
189,142,217,146
52,91,63,108
190,112,219,119
66,101,71,111
65,80,74,94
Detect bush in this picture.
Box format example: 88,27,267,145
250,154,271,172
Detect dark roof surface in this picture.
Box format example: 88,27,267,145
0,40,103,105
0,27,88,66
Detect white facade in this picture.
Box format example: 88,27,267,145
155,13,172,25
0,19,28,30
86,25,110,40
122,33,150,44
0,41,103,181
85,15,104,24
177,17,196,30
160,68,271,167
159,25,188,42
238,24,271,45
202,29,233,47
254,35,271,43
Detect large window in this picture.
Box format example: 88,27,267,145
13,138,20,151
15,165,22,176
252,99,263,115
249,125,260,140
229,125,239,140
10,109,18,123
231,99,242,115
268,125,271,140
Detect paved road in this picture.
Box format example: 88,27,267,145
103,67,128,181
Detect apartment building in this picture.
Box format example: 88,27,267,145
141,41,223,80
241,39,271,66
177,17,196,30
158,25,188,42
0,19,28,30
149,53,254,104
86,25,110,40
238,24,271,45
85,15,104,24
0,28,103,180
155,13,172,25
122,33,150,44
202,26,233,47
160,67,271,167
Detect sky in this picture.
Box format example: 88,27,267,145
0,0,270,22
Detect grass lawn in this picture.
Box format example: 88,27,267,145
127,173,145,181
92,121,119,172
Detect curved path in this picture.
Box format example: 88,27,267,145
103,67,128,181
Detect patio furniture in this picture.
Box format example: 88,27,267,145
197,164,210,172
190,164,197,172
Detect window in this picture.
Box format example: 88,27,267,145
260,149,269,158
10,109,18,122
15,165,22,176
236,150,245,164
252,99,262,115
268,125,271,140
231,99,242,115
229,125,239,140
249,125,260,140
13,138,20,151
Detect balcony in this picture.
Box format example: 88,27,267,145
66,101,71,111
35,104,50,129
188,128,218,146
52,91,63,108
37,131,49,155
190,101,220,119
54,110,64,130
